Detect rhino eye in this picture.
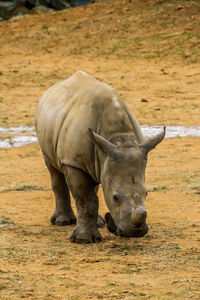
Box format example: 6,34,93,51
135,193,141,201
132,177,135,184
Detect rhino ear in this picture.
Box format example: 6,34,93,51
140,126,166,154
89,129,117,156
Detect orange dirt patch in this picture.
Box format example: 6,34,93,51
1,138,200,299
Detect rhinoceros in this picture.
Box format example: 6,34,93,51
35,71,165,243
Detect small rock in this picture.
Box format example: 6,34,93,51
161,68,168,75
141,98,148,103
0,220,14,229
176,5,183,11
0,224,9,229
32,5,54,14
0,220,14,224
71,0,92,6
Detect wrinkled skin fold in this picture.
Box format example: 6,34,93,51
35,71,165,243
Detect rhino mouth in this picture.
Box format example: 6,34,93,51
105,212,148,238
117,224,149,238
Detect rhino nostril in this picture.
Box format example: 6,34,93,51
134,208,147,224
137,209,147,218
113,194,120,204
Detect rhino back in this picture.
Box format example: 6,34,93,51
35,71,143,180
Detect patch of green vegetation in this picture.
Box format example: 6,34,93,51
107,281,117,287
1,184,50,193
0,215,12,222
156,0,172,4
1,117,8,124
185,183,200,194
58,265,71,270
148,184,170,192
139,292,147,296
133,37,142,44
125,265,141,274
69,296,80,300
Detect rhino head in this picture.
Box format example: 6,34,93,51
90,127,165,238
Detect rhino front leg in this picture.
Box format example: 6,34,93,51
45,158,76,226
64,167,102,243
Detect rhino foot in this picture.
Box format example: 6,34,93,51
69,226,102,244
97,214,105,228
50,213,76,226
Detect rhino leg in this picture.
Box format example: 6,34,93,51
94,185,105,228
64,167,102,243
97,214,105,228
45,158,76,226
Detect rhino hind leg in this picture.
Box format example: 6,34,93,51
64,166,102,243
97,214,105,228
45,158,76,226
94,185,105,228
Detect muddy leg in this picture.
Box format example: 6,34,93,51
95,185,105,228
45,159,76,226
64,167,102,243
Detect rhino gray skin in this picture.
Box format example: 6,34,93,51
35,71,165,243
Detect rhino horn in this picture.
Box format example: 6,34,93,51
89,129,117,156
140,126,166,154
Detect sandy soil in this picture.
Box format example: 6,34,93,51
0,0,200,299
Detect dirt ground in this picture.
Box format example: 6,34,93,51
0,0,200,299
